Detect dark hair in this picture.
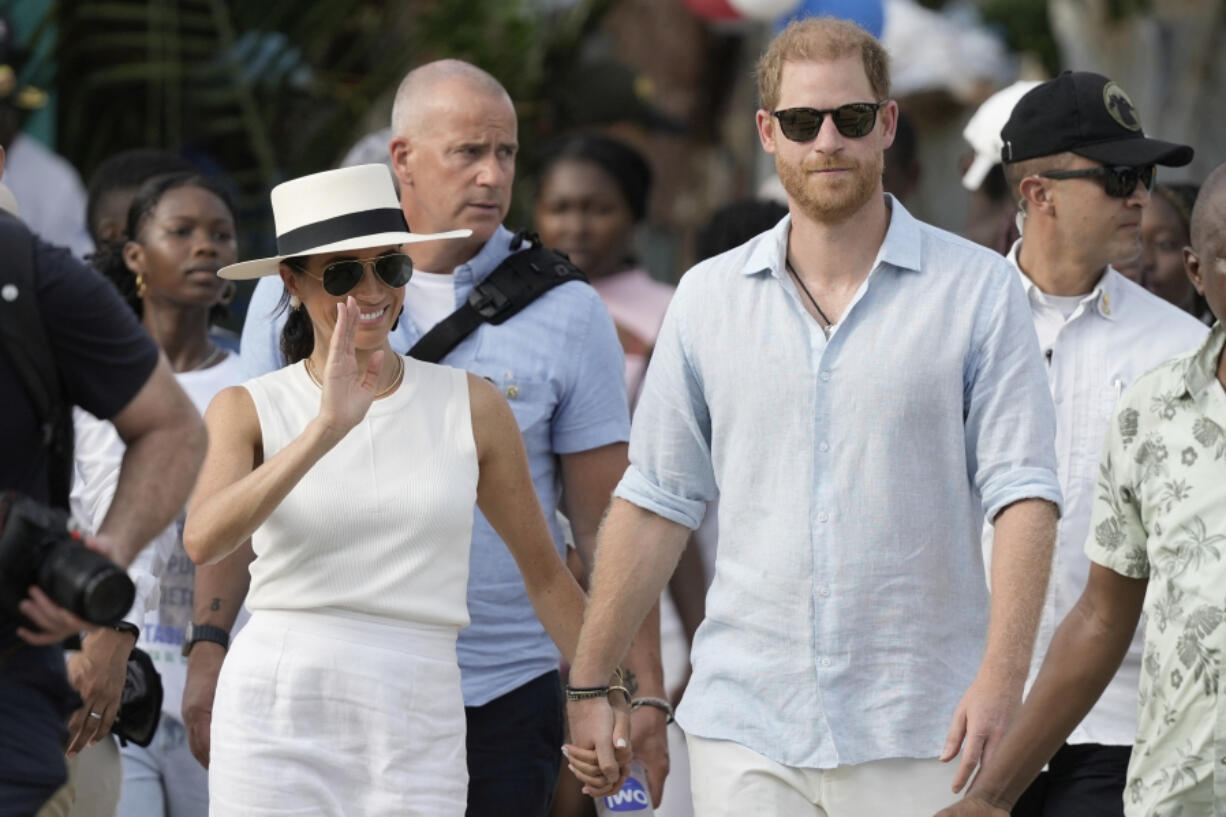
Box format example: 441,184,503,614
1152,182,1210,321
695,198,788,262
535,133,652,221
91,172,237,322
277,257,315,364
85,149,195,242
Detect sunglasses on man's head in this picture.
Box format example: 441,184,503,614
1038,164,1156,199
303,253,415,296
772,102,886,142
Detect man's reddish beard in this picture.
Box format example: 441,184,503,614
776,151,883,224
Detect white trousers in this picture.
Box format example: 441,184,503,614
209,609,466,817
687,734,961,817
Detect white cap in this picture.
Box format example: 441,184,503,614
961,80,1042,191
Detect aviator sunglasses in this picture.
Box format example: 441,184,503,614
1038,164,1156,199
301,252,415,296
772,101,887,142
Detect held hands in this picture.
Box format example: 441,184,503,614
563,693,633,798
65,626,136,757
940,672,1022,794
630,704,670,807
315,297,385,440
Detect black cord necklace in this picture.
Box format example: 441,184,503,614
785,258,834,333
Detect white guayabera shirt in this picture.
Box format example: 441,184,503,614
1086,323,1226,816
616,198,1064,769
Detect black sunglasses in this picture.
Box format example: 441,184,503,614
772,102,886,142
303,253,414,296
1038,164,1156,199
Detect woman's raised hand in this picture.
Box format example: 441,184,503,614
316,296,384,437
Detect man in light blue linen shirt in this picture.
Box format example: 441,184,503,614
563,18,1062,816
182,60,671,816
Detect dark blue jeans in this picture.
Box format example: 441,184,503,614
465,670,564,817
1011,742,1130,817
0,640,79,817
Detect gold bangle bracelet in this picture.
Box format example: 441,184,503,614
606,684,633,706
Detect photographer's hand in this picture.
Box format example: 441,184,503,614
16,534,127,645
16,586,94,645
65,626,136,756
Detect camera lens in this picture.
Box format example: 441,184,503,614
38,540,134,626
80,569,137,624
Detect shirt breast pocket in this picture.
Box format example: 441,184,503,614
1072,382,1124,481
479,370,555,439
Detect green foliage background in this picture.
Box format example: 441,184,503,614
7,0,615,259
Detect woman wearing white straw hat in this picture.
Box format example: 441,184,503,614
181,164,599,816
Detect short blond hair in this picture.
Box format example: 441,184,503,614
756,17,890,112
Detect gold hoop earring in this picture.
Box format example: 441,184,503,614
135,272,147,299
219,281,237,306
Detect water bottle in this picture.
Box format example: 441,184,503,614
594,760,654,815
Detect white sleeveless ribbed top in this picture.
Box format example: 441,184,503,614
241,357,477,629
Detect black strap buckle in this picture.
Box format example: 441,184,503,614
467,280,512,321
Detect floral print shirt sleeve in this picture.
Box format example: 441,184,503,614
1084,322,1226,817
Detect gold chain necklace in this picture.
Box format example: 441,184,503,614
304,353,405,399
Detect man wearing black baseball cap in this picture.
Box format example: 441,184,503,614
970,71,1208,817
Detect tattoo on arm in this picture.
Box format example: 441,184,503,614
210,598,221,612
623,668,639,696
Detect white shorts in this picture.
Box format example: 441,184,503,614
209,609,466,817
687,734,960,817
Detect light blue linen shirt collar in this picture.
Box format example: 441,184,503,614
741,195,924,282
451,224,517,290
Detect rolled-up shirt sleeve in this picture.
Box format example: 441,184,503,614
614,278,716,530
964,263,1063,522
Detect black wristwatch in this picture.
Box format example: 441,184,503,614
181,623,230,657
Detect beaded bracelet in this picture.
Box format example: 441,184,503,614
564,685,610,702
564,682,634,706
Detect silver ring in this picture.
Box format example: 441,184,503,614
88,711,103,720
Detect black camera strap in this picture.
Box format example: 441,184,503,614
408,232,587,364
0,213,74,510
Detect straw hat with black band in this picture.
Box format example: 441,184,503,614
219,164,470,281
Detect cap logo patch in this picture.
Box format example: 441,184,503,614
1102,82,1142,132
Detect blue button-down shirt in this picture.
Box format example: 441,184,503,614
616,198,1062,768
241,226,629,705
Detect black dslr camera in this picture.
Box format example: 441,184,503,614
0,492,134,627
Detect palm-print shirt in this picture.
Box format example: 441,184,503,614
1085,321,1226,816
